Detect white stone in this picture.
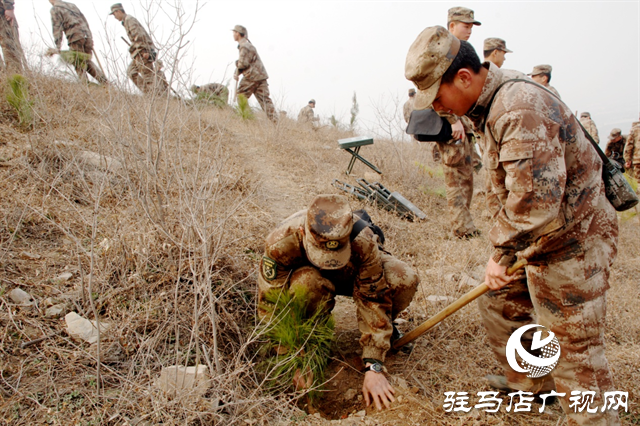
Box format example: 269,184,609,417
355,410,366,417
55,272,73,282
458,272,481,289
344,388,358,400
45,304,66,318
426,295,453,303
9,288,32,304
65,312,109,343
157,365,210,399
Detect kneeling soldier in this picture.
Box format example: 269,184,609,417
258,194,419,410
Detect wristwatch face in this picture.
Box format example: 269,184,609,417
369,362,383,373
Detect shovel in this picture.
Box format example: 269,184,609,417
392,259,527,350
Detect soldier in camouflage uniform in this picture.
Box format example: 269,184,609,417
298,99,319,124
110,3,168,94
579,112,599,144
402,88,415,124
529,64,561,99
48,0,107,84
191,83,229,105
624,118,640,178
483,37,511,68
0,0,24,73
406,26,620,425
258,194,419,410
604,128,626,166
232,25,277,122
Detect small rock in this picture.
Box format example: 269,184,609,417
355,410,366,417
45,304,66,318
458,272,481,289
426,295,453,303
410,387,420,394
344,388,358,401
312,412,322,419
393,318,408,324
357,395,362,402
397,395,404,403
9,288,32,304
55,272,73,282
471,266,486,281
398,413,405,419
393,376,408,389
65,312,110,343
157,365,211,399
19,251,41,260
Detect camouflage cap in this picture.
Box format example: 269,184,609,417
408,88,416,96
580,112,591,118
303,194,353,270
231,25,248,37
109,3,124,14
609,128,622,137
483,37,512,53
529,64,552,76
405,26,460,111
448,7,481,25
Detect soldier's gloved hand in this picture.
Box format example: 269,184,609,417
451,119,465,140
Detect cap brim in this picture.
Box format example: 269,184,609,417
303,228,351,270
412,80,441,111
504,48,513,53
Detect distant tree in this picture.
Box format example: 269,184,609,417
349,91,359,131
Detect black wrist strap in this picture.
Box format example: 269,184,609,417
362,358,383,366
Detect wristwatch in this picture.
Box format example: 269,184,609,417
363,358,384,373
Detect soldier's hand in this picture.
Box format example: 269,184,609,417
362,370,395,410
4,9,15,25
485,258,522,290
626,161,632,169
451,119,465,140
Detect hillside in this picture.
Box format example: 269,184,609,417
0,74,638,425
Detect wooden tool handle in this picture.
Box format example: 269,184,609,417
392,259,527,350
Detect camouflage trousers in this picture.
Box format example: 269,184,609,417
436,137,476,237
68,39,107,84
127,53,168,95
0,12,24,73
237,78,277,122
627,163,640,181
478,243,619,425
482,168,501,218
257,253,419,357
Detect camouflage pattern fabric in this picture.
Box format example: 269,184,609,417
0,0,25,73
122,14,155,59
624,121,640,178
403,98,414,123
234,38,269,82
257,204,419,362
579,116,600,144
469,62,619,425
50,1,106,83
546,84,561,99
297,105,318,123
604,135,626,159
127,53,167,94
198,83,229,103
237,78,276,122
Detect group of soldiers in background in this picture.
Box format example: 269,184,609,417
402,6,640,237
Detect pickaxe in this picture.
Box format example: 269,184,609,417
392,259,527,349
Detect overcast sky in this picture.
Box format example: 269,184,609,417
17,1,640,145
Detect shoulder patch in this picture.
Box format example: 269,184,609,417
261,256,277,281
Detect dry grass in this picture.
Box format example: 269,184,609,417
0,71,637,426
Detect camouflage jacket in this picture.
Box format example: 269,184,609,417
467,63,617,272
235,38,268,82
0,1,13,12
579,117,599,144
403,98,415,124
605,135,626,159
297,105,317,123
123,14,155,58
624,122,640,164
546,84,561,99
258,210,393,361
50,1,92,50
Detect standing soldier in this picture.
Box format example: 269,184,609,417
528,64,560,98
624,118,640,178
48,0,108,84
605,128,626,168
0,0,25,73
579,112,599,144
298,99,319,124
483,38,511,68
258,194,419,411
191,83,229,105
232,25,277,122
406,26,620,425
402,88,415,124
109,3,168,94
